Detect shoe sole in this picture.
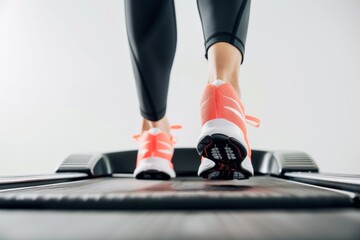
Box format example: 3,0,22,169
197,133,252,180
135,170,171,180
133,157,176,180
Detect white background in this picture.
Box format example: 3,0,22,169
0,0,359,176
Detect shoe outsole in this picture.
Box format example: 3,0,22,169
197,134,251,180
135,170,171,180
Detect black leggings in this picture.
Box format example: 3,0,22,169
125,0,251,121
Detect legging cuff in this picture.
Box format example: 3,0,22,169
140,106,167,122
204,33,245,64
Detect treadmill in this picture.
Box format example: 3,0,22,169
0,148,359,240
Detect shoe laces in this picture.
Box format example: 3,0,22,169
245,115,261,128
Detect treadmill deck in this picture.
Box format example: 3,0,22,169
0,176,352,210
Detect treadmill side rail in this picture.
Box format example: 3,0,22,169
0,173,88,190
256,151,319,176
56,154,112,177
285,172,360,194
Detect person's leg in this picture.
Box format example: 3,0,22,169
207,42,242,97
196,0,260,180
125,0,177,137
197,0,250,95
125,0,178,179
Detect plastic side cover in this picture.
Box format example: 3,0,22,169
257,151,319,176
56,153,112,177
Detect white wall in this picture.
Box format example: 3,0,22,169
0,0,359,176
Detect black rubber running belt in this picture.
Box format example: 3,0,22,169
0,177,352,210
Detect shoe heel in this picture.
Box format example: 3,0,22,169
197,119,248,160
133,157,176,180
197,133,247,162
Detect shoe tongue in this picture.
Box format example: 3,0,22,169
148,128,162,135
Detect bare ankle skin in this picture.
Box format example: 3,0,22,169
207,42,243,98
141,116,170,138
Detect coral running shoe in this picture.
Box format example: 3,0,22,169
133,125,181,180
197,80,260,180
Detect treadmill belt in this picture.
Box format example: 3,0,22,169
0,176,352,210
1,210,360,240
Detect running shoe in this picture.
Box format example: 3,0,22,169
197,80,260,180
133,125,181,180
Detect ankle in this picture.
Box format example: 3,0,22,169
208,77,241,98
207,42,242,98
141,116,170,136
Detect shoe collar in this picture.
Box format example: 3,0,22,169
132,124,182,142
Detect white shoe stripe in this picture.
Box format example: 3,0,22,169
139,141,150,148
223,96,245,117
200,98,210,109
138,149,149,155
224,106,246,122
157,149,173,155
158,140,173,149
